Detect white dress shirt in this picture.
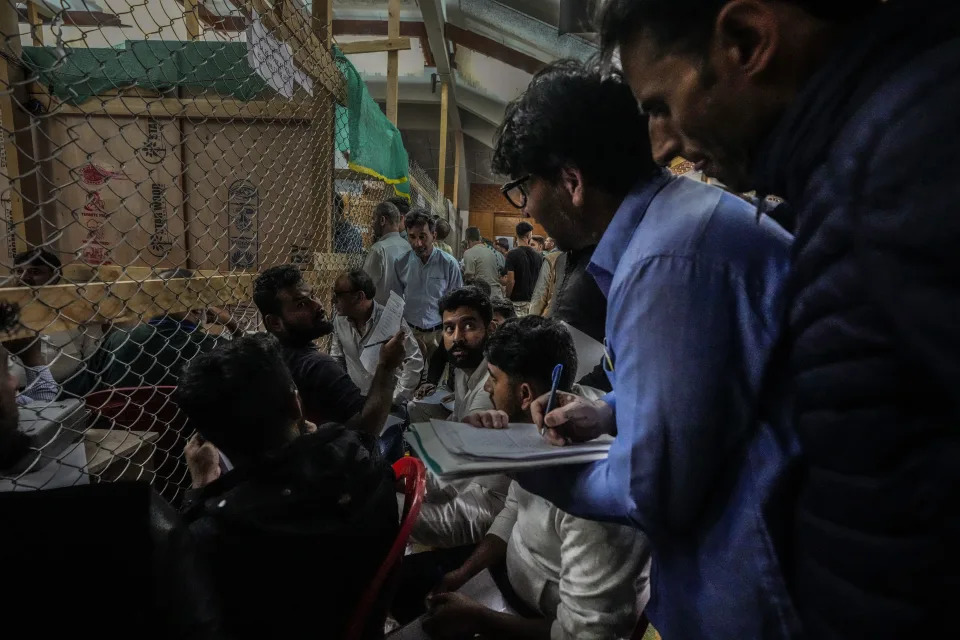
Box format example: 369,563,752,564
488,481,651,640
394,247,463,329
329,302,424,402
362,231,412,305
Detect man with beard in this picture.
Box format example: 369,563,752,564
395,286,510,623
425,317,650,640
253,265,405,438
395,210,463,363
363,201,411,306
599,1,959,636
494,60,794,639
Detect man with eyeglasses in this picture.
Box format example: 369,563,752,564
253,265,406,439
330,269,423,403
494,60,796,639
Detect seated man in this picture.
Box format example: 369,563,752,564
330,269,423,403
254,264,405,438
177,334,399,640
63,268,234,397
0,303,30,471
424,316,650,640
5,249,99,401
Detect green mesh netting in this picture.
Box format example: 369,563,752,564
333,45,410,199
22,41,271,103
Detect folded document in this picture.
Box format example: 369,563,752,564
404,419,611,479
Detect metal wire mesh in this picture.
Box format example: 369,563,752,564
0,0,380,501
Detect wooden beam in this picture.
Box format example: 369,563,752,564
333,19,434,67
26,2,43,46
312,0,332,49
1,1,44,253
184,0,203,40
438,81,449,194
337,37,411,55
386,0,400,125
32,94,315,122
453,129,462,210
0,274,254,339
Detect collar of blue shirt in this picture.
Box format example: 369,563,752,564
588,169,672,297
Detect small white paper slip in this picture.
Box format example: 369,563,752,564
380,414,404,437
359,344,381,373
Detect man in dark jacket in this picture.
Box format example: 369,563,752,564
602,0,959,636
176,334,399,640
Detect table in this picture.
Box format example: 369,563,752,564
84,429,158,483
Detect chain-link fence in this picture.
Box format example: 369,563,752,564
0,0,400,501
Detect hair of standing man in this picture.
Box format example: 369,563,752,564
515,221,534,239
374,201,401,226
13,248,62,272
385,195,411,216
465,227,482,242
404,209,436,233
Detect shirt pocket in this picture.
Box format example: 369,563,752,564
427,276,447,298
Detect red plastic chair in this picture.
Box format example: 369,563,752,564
84,386,190,502
342,457,427,640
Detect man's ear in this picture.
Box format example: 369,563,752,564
559,166,586,208
518,382,536,411
264,313,283,334
714,0,779,79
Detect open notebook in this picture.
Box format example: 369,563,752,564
404,419,611,479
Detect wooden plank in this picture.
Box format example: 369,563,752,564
386,0,400,125
312,0,333,49
438,81,449,195
26,2,43,46
337,37,412,55
31,94,315,122
184,0,203,40
0,274,255,339
453,130,462,210
0,0,44,253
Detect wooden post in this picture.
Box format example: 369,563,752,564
453,130,462,210
312,0,333,49
26,2,43,47
386,0,400,125
184,0,202,40
437,81,449,199
0,2,43,253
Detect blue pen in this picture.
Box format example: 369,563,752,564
541,364,564,436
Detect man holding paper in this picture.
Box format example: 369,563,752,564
491,61,795,639
330,269,423,403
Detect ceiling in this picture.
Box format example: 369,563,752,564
334,0,599,190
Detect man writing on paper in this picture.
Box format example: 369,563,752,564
494,61,794,639
330,269,423,403
423,316,650,640
253,265,405,439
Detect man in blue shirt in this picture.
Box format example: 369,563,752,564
491,60,798,638
394,209,463,362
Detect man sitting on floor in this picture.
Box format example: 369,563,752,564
254,264,405,439
178,334,399,640
330,269,423,404
407,287,511,549
424,316,650,640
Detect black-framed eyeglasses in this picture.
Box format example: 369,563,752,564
501,175,531,210
332,288,359,299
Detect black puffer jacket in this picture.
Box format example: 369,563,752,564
756,1,960,637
